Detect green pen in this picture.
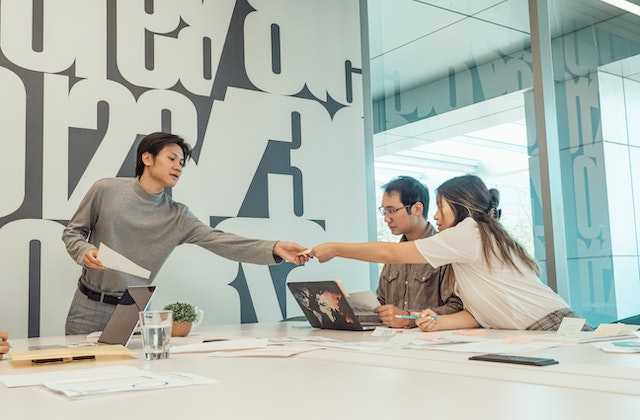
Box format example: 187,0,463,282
395,314,419,320
394,313,438,321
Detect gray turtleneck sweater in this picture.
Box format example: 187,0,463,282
62,177,279,293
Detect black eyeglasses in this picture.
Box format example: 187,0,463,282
378,205,412,216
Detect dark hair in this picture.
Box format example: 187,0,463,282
436,175,538,274
135,132,193,177
382,176,429,218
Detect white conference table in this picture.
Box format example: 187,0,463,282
2,322,640,420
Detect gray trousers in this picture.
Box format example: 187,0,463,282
65,288,117,335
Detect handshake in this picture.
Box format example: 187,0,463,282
273,242,337,265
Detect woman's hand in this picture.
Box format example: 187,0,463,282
416,308,439,332
309,243,338,263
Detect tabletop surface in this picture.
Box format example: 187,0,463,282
2,322,639,420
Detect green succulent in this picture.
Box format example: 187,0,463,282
164,302,197,323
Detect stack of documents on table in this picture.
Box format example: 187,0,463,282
209,344,321,358
536,321,639,345
171,338,268,354
372,327,407,337
207,336,338,358
413,337,561,354
0,365,215,399
268,336,339,345
172,336,342,358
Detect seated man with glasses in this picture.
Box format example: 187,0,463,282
375,176,463,328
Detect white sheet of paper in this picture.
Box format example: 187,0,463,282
592,323,638,338
268,336,339,344
209,345,321,358
44,371,215,399
170,338,268,354
316,341,388,352
557,317,586,335
427,340,559,354
98,243,151,279
371,327,401,337
347,291,381,312
0,366,142,388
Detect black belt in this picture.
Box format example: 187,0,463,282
78,281,123,305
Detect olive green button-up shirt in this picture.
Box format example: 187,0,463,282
376,222,463,315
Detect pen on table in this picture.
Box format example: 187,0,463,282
394,313,438,321
394,312,421,320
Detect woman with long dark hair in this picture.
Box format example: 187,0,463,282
310,175,578,331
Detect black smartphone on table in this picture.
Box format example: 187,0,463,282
468,353,559,366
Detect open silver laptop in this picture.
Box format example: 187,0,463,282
288,281,382,331
98,286,156,346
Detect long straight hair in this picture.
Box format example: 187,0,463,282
436,175,539,274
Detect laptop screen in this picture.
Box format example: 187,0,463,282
288,281,361,329
98,286,156,346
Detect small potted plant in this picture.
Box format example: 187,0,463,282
163,302,200,337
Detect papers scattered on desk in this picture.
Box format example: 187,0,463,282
171,338,268,354
371,327,404,337
0,365,215,399
210,345,321,358
268,336,339,344
0,366,141,388
536,323,639,344
98,243,150,279
315,341,389,352
45,370,215,399
592,323,638,339
422,339,560,354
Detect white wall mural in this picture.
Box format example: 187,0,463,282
0,0,370,337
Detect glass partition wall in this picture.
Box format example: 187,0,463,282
366,0,640,325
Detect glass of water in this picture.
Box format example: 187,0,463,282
139,310,173,360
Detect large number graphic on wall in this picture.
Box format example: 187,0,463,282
0,0,369,337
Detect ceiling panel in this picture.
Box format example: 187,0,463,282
412,0,502,15
369,0,638,101
371,16,530,99
472,0,531,34
473,0,626,36
368,0,463,58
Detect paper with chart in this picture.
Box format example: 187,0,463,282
98,243,150,279
0,366,142,388
44,370,215,399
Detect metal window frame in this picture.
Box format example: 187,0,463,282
528,0,570,299
359,0,380,290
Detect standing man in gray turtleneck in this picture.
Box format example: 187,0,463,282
62,132,309,335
